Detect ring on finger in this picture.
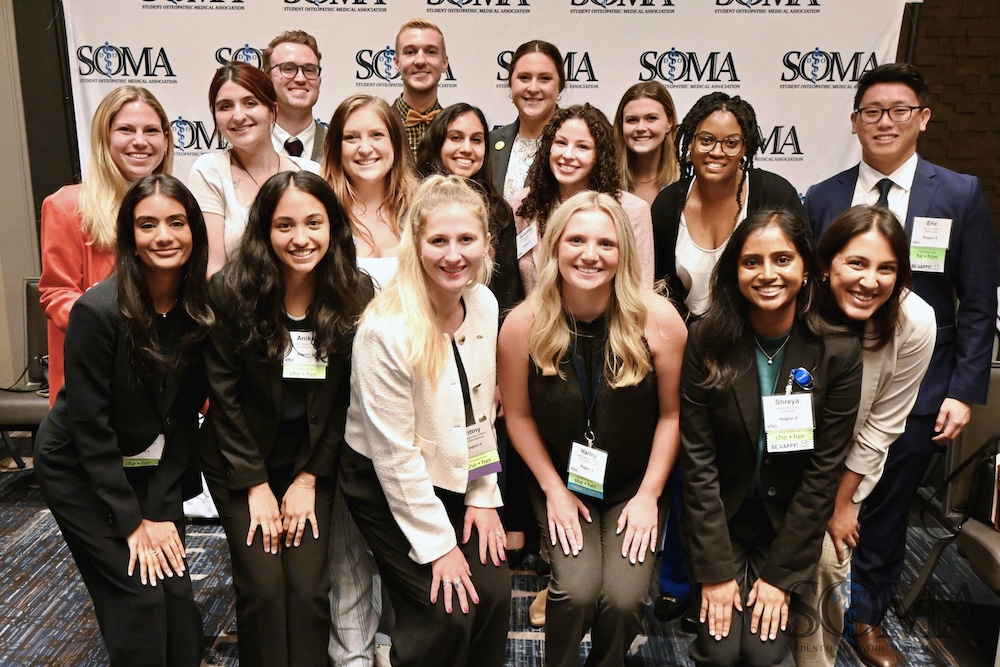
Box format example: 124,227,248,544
150,550,161,556
298,521,305,526
442,580,452,587
454,582,464,590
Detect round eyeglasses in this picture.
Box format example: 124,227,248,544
692,132,744,156
270,62,322,80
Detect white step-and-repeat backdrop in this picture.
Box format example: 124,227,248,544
62,0,916,196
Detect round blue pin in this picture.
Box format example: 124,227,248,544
792,367,814,390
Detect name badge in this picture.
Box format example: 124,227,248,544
910,217,952,273
282,331,327,380
467,420,502,481
123,433,165,468
567,441,608,499
762,394,815,453
516,222,539,260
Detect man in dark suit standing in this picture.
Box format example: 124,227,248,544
264,30,327,162
806,63,996,667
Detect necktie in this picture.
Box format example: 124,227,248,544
875,178,894,209
284,137,304,157
405,108,441,128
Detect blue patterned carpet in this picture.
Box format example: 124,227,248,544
0,442,996,666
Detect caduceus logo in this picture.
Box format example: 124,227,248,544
666,48,682,84
807,47,826,85
306,0,321,6
98,42,120,78
233,44,262,67
170,117,196,151
375,46,397,82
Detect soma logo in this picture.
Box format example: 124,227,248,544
215,45,264,67
356,47,457,82
170,117,227,152
496,51,597,83
638,50,739,83
77,43,175,78
781,49,877,83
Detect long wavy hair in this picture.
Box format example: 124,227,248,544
529,191,651,388
817,205,912,352
698,208,828,390
225,171,368,362
416,103,513,236
614,81,680,191
517,104,622,235
320,94,418,255
362,175,493,384
673,92,760,215
80,86,174,250
114,175,212,381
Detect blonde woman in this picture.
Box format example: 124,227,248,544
614,81,680,208
498,191,686,667
340,175,510,667
40,85,173,406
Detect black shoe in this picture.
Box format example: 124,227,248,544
653,594,691,622
680,610,698,634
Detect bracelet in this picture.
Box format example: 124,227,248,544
294,479,316,489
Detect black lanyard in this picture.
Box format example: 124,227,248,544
451,340,476,428
569,337,602,447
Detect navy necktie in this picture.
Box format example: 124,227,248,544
875,178,894,209
284,137,304,158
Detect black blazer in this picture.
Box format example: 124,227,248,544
199,270,374,490
488,120,520,195
805,157,997,414
651,168,805,309
36,278,207,538
679,321,862,590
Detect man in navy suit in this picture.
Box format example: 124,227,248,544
806,63,996,667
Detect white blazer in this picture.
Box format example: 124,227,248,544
345,284,502,564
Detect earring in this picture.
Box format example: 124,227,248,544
803,277,809,286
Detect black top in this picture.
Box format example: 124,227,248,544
528,317,659,505
650,168,806,314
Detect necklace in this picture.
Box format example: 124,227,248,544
753,332,790,365
230,150,277,189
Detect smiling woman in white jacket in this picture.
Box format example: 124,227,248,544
339,175,510,667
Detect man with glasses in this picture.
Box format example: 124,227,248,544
263,31,326,161
390,18,449,157
805,63,996,667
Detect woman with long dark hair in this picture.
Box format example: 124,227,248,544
200,171,373,667
499,190,686,667
792,206,935,667
651,92,803,318
490,39,565,202
680,209,861,667
35,174,212,667
40,85,174,405
188,61,320,274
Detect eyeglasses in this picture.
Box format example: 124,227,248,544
692,132,744,156
854,106,923,124
270,62,322,80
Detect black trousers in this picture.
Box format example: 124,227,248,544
202,461,335,667
35,454,203,667
850,413,937,625
339,446,511,667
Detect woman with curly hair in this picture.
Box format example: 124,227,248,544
614,81,680,208
513,103,654,295
650,92,804,318
200,171,373,667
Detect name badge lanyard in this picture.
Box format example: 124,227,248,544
450,340,476,428
570,338,603,448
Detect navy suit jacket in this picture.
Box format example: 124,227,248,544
805,156,997,414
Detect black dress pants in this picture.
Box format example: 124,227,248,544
339,446,511,667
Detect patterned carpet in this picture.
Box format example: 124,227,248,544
0,438,996,666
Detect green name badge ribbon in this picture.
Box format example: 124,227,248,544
568,472,604,499
766,428,815,453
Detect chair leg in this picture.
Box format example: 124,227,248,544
0,431,26,469
901,532,958,617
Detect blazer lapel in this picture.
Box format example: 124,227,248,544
904,156,938,238
733,342,761,445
